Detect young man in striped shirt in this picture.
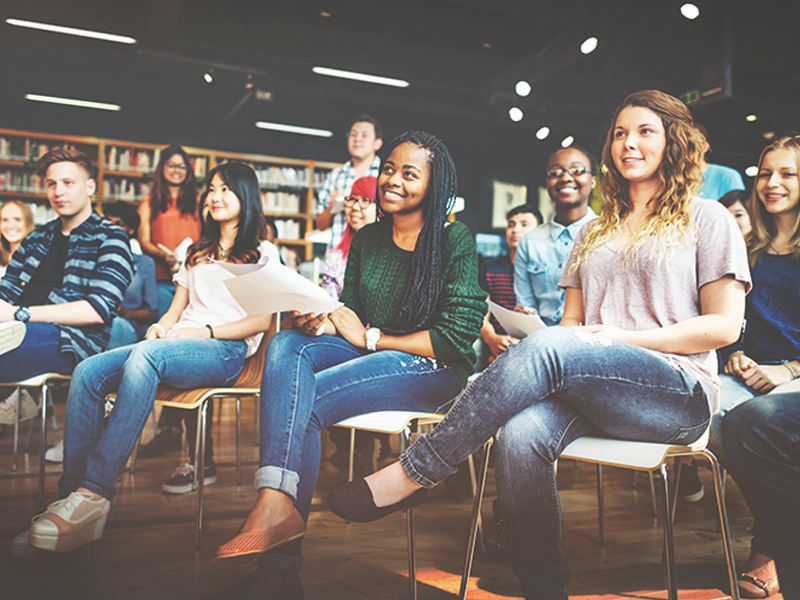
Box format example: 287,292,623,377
0,148,134,422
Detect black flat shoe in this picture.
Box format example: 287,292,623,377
327,477,428,522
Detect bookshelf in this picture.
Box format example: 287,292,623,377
0,128,340,262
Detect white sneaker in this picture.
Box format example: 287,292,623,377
29,491,110,552
0,388,38,425
45,440,64,463
0,320,26,356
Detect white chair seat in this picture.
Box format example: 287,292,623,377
334,410,444,435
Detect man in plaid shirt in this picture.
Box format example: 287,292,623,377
315,116,383,250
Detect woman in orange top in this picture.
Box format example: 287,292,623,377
138,145,201,317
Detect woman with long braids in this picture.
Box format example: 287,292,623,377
328,91,751,600
12,162,277,557
208,131,486,598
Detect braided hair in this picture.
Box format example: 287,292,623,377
377,131,457,334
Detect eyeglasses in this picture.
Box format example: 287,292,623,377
344,196,374,209
546,166,589,179
165,162,188,171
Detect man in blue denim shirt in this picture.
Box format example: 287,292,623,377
0,149,134,420
514,147,597,326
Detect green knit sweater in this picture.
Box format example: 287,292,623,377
340,219,487,385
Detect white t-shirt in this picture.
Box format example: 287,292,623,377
559,198,751,414
172,239,279,357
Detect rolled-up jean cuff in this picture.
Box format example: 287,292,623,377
257,551,304,574
253,466,300,501
399,435,458,489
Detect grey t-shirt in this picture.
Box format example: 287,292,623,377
559,198,751,414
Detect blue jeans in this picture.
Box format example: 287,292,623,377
0,323,75,382
722,392,800,600
254,330,463,573
59,338,247,500
400,326,710,600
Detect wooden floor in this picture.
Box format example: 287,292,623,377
0,398,781,600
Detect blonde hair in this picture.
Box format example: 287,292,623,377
574,90,706,269
746,134,800,265
0,200,35,266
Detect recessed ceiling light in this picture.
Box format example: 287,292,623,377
745,114,757,122
204,69,214,84
320,11,331,17
680,3,700,20
762,131,775,140
745,166,758,177
515,80,532,97
24,93,120,111
509,107,524,122
483,43,492,49
256,121,333,138
535,126,550,140
6,18,136,44
312,66,409,88
561,136,574,148
580,37,598,55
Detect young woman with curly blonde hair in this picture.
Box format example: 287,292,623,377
329,90,752,600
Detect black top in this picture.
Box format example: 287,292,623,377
17,230,69,306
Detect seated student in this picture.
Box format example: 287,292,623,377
102,202,158,350
0,149,134,422
719,189,752,237
11,161,277,557
328,90,750,600
478,203,540,366
710,135,800,599
514,146,598,326
723,392,800,600
0,200,35,278
206,131,486,599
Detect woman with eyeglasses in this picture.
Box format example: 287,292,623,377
328,90,751,600
514,146,598,326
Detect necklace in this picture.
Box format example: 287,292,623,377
219,243,231,258
768,241,790,255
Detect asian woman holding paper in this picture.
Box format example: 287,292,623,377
209,131,486,598
13,162,277,556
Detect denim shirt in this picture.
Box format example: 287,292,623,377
0,212,134,361
514,208,596,326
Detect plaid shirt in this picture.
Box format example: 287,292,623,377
0,212,134,361
316,156,381,250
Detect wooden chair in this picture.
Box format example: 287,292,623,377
0,373,71,511
126,317,275,549
459,429,741,600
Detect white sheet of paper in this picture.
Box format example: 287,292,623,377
488,300,546,338
220,259,342,317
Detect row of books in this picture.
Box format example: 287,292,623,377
261,191,302,214
272,219,303,241
105,147,208,179
0,138,80,162
102,178,149,201
0,170,45,193
253,165,309,188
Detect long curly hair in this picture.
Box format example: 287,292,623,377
746,134,800,265
376,131,457,334
186,162,267,267
575,90,706,268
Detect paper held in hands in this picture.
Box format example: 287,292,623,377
218,259,342,317
488,300,546,339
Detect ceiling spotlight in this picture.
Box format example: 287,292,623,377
745,114,757,122
561,136,574,148
680,3,700,19
745,166,758,178
580,37,598,55
509,107,524,122
515,80,532,97
762,131,775,140
204,68,214,84
320,11,331,17
245,74,254,89
535,126,550,140
483,42,492,49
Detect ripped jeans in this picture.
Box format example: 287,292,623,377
254,330,463,573
399,326,710,600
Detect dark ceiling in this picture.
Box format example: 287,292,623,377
1,0,799,222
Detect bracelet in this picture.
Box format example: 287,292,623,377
205,324,215,339
782,361,800,379
148,323,165,336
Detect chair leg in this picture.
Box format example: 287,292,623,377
406,507,417,600
48,391,58,431
670,458,682,525
649,471,658,517
698,451,740,600
597,464,606,547
466,453,485,558
347,428,356,482
459,441,492,600
38,383,49,512
658,462,678,600
195,401,208,549
236,397,242,486
254,393,260,447
12,386,21,472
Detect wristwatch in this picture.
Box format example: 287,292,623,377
14,306,31,323
365,327,382,352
